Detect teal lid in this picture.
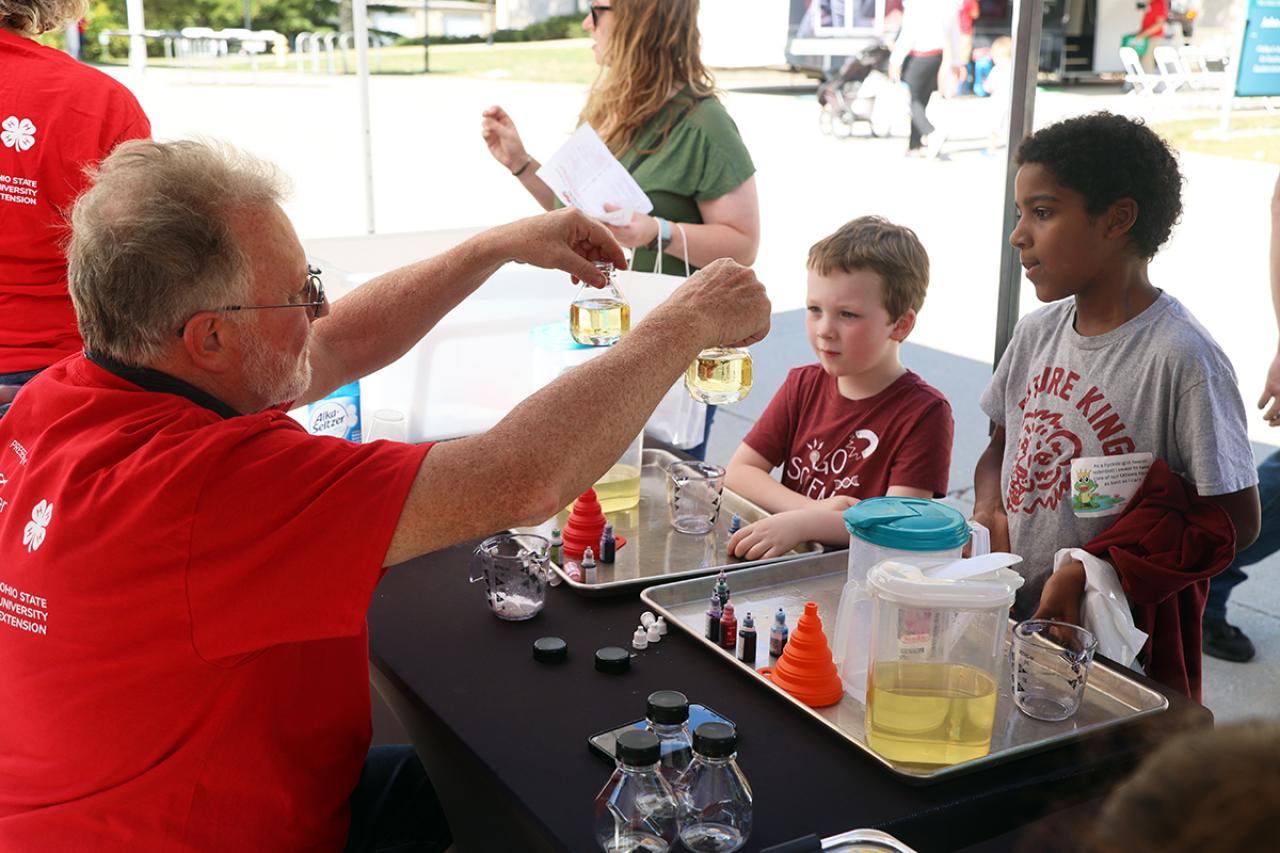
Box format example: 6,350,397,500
842,497,969,551
529,321,593,351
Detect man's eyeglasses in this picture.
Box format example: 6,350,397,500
590,4,612,26
177,265,328,336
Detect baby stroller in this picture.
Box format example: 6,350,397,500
817,43,899,139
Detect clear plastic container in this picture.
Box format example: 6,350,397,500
594,729,679,853
642,690,693,785
833,499,971,701
675,722,752,853
594,430,643,513
863,561,1024,766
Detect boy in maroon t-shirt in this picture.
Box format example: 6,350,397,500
727,216,954,558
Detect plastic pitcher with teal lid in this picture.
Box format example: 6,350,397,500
833,498,975,701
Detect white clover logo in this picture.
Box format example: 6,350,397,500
2,116,37,152
22,499,52,553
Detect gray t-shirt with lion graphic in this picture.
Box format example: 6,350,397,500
980,292,1257,615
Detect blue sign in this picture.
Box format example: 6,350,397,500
1237,0,1280,97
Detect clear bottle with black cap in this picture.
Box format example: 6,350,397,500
642,690,694,785
593,729,679,853
676,722,753,853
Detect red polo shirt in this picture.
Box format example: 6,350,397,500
0,355,430,851
0,29,150,373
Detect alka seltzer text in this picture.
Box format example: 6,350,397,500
570,262,630,347
307,381,362,442
685,347,752,405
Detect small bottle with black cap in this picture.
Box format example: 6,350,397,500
593,729,678,853
675,722,752,853
642,690,694,785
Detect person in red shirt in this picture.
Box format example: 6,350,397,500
726,216,954,559
0,139,771,851
0,0,150,412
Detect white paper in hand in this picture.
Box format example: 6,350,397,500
536,124,653,226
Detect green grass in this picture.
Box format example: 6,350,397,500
1151,113,1280,165
97,41,600,84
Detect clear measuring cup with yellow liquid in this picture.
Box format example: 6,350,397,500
569,262,630,347
685,347,752,404
863,560,1023,766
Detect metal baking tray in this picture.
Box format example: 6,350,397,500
516,448,823,596
641,550,1169,782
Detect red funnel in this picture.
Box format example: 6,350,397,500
762,601,843,707
561,489,626,561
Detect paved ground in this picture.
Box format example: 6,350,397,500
106,61,1280,722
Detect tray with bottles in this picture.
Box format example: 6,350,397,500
516,448,823,597
640,550,1169,783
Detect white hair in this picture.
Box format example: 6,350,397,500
67,139,290,365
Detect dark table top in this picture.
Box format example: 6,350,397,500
367,538,1211,853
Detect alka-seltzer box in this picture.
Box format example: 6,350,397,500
307,381,362,442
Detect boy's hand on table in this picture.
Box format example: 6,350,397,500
815,494,858,513
1032,558,1087,634
728,511,812,561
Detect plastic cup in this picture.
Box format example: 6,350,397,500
666,461,726,535
1010,619,1098,721
365,408,408,442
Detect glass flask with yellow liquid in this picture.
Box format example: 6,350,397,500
685,347,752,405
569,262,630,347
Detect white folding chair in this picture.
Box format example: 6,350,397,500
1119,46,1161,95
1178,45,1228,91
1153,45,1190,94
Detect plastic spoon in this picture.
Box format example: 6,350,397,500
925,552,1023,581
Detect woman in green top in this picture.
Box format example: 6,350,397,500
481,0,759,275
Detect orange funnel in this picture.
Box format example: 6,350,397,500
764,601,844,707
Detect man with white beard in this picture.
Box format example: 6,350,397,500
0,139,770,851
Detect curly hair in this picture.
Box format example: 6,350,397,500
579,0,718,157
0,0,88,35
1015,112,1183,260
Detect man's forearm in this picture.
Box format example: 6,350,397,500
304,228,513,400
390,306,714,559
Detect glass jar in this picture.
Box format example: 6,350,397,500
642,690,693,785
571,262,630,347
685,347,752,404
594,729,679,852
675,723,752,853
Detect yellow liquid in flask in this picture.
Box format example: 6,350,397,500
570,299,630,347
685,348,753,404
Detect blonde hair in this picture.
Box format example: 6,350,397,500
0,0,87,35
68,139,289,366
579,0,718,157
807,216,930,321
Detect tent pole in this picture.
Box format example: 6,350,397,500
993,0,1044,370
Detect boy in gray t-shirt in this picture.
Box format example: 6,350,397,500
973,113,1260,618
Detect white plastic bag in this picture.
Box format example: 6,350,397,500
646,381,707,449
1052,547,1149,668
635,226,707,449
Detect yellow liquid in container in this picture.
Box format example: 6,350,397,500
593,463,642,513
570,299,630,346
865,661,998,765
685,348,753,404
